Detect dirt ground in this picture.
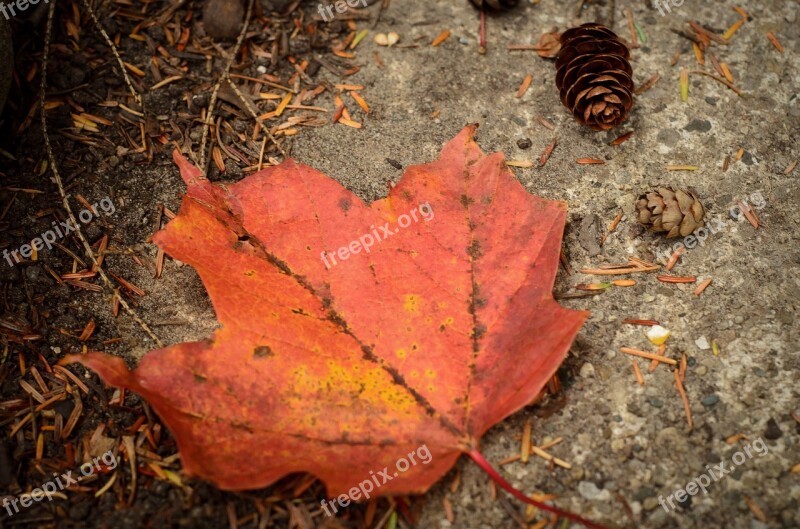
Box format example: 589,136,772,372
0,0,798,528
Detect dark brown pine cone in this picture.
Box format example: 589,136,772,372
468,0,519,10
555,23,634,131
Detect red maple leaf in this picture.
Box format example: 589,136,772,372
66,125,598,526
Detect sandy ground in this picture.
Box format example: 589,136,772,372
296,1,800,527
1,0,798,528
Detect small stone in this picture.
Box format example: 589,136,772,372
695,336,710,350
701,394,719,407
642,497,660,511
684,118,712,132
649,397,663,408
517,138,532,150
695,365,708,376
578,481,610,501
579,362,595,378
764,418,783,440
634,486,656,502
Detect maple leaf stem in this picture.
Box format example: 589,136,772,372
468,450,610,529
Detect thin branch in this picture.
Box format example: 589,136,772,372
40,1,162,347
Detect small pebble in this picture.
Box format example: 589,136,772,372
701,394,720,407
764,418,783,440
579,362,595,378
517,138,532,150
649,397,664,408
578,481,610,501
695,336,711,350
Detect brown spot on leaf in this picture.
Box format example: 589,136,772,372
254,346,274,358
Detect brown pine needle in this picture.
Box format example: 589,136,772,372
679,353,688,382
690,69,743,96
537,117,555,130
733,6,751,20
530,446,571,469
339,117,363,129
582,264,660,275
516,74,533,98
722,18,746,40
650,344,667,373
657,275,697,283
576,158,605,164
766,32,784,53
600,211,623,245
632,360,644,386
674,369,693,430
499,454,521,465
742,495,767,522
432,29,451,47
738,200,760,228
611,131,633,145
694,278,713,296
720,63,734,83
666,164,698,171
665,246,684,271
539,138,557,167
634,73,661,95
521,420,532,463
349,91,371,113
539,437,563,450
784,160,798,174
559,250,572,275
621,347,677,365
692,42,705,65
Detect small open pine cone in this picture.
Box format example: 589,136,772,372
636,187,706,238
555,23,634,131
468,0,519,10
